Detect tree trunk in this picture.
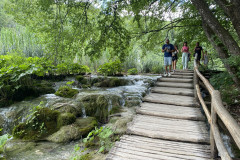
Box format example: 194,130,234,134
214,0,240,39
191,0,240,56
202,20,240,90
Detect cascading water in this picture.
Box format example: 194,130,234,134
1,74,160,160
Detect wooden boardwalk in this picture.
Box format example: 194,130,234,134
106,70,211,160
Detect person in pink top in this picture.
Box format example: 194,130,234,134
181,42,190,70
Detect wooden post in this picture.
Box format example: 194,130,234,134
194,68,198,100
210,91,218,158
193,54,199,102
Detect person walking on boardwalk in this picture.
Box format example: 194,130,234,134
181,42,190,70
194,42,203,66
172,45,179,73
162,39,175,76
203,51,209,67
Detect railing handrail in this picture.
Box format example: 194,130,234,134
193,53,240,159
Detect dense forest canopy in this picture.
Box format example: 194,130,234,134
0,0,239,88
0,0,240,159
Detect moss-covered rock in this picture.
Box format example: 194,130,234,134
125,100,141,107
13,80,55,102
80,95,109,123
93,78,129,88
0,115,5,132
51,103,82,117
55,86,79,98
0,80,55,108
47,117,97,143
76,75,89,84
4,139,36,156
82,84,91,88
76,75,84,82
12,108,60,140
57,113,76,128
109,106,123,115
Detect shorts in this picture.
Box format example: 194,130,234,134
172,56,178,61
194,53,201,61
164,57,172,66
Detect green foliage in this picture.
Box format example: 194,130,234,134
55,86,79,98
0,55,90,107
97,60,123,76
83,127,114,153
71,145,92,160
210,72,240,105
127,68,138,75
13,103,61,140
66,81,75,86
0,129,11,153
57,63,91,75
0,55,56,107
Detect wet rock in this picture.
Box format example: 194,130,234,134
12,108,60,140
57,113,76,128
0,80,55,108
47,117,97,143
51,103,82,117
4,140,36,156
55,86,79,98
82,84,91,89
107,107,135,135
93,78,130,88
0,115,5,130
109,106,123,115
90,77,105,85
111,95,122,107
79,95,109,123
143,79,155,87
124,100,141,107
75,75,89,85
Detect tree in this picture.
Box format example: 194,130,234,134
191,0,240,89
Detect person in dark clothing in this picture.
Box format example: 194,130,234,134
172,45,179,73
194,42,203,66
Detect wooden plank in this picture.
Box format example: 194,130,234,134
158,77,193,83
155,82,194,89
175,70,194,73
143,93,198,107
137,102,205,121
173,72,194,75
121,135,211,152
152,86,194,96
167,75,193,79
115,141,211,159
109,146,188,160
113,142,210,160
127,115,210,144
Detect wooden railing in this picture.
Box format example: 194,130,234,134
193,54,240,160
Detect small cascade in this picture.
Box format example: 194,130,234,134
0,74,160,160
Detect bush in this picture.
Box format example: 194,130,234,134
127,68,138,75
56,63,91,75
210,72,240,105
83,127,114,153
0,128,11,154
97,60,123,76
55,86,79,98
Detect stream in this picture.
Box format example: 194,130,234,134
0,75,160,160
